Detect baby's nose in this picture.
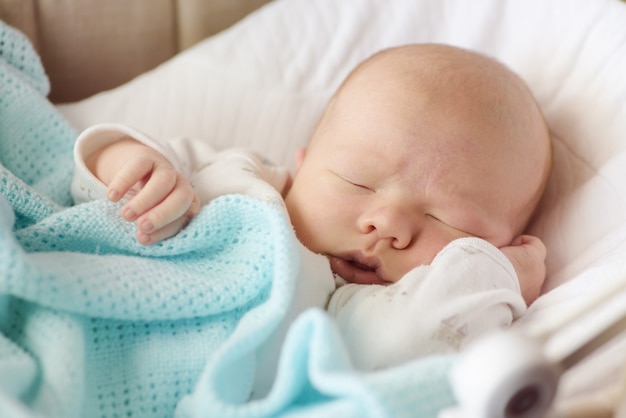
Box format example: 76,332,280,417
358,204,417,249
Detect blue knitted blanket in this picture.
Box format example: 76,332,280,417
0,22,455,418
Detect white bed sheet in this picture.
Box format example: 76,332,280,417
57,0,626,413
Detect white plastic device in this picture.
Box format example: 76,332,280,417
445,276,626,418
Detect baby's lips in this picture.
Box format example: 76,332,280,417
328,256,388,285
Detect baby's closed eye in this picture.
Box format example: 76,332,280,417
426,213,476,239
331,170,375,193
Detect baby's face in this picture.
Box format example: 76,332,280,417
286,85,520,284
285,45,550,285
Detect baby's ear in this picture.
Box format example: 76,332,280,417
294,147,307,171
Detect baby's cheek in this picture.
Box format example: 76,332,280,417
388,249,438,283
287,203,333,254
390,231,468,282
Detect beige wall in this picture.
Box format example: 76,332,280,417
0,0,271,103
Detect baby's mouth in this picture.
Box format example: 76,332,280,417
328,254,389,285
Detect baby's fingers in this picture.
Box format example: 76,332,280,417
136,215,191,245
120,164,181,222
134,179,199,236
135,191,200,245
107,157,158,203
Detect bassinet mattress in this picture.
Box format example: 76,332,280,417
48,0,626,414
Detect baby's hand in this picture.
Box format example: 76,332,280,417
89,138,200,245
499,235,547,305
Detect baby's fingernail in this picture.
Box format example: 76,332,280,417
138,219,154,232
121,206,137,221
137,232,151,245
107,188,120,201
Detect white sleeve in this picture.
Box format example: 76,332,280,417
327,237,527,371
71,123,291,206
187,147,291,207
71,123,189,204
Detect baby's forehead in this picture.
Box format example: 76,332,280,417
348,45,531,107
330,46,549,180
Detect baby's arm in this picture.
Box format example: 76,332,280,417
73,124,292,245
84,137,200,245
499,235,547,305
327,237,527,371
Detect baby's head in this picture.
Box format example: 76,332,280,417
285,43,551,284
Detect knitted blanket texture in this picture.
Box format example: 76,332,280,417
0,22,455,418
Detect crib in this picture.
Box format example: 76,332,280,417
1,0,626,417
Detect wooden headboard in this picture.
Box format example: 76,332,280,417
0,0,272,103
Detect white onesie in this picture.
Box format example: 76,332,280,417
71,123,526,376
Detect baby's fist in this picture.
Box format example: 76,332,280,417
500,235,547,305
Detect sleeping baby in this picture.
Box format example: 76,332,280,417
72,44,552,372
